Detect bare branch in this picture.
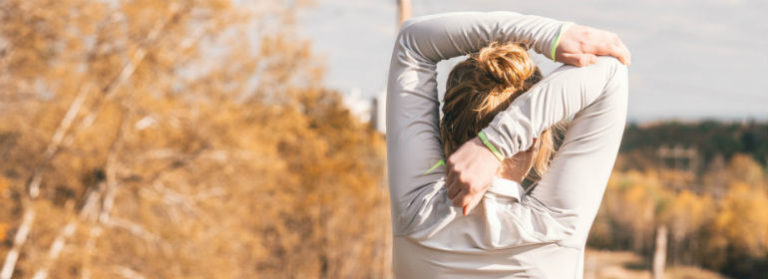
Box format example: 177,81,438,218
112,266,146,279
27,83,94,198
32,220,78,279
1,209,36,279
77,3,183,131
107,218,161,243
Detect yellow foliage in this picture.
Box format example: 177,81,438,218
666,189,714,241
0,0,389,278
596,155,768,274
713,182,768,257
727,154,766,189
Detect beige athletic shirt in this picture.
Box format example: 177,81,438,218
386,11,629,278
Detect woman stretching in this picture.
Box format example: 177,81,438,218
386,11,631,278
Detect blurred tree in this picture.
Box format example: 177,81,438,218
620,121,768,170
0,176,6,242
593,153,768,278
0,0,390,278
705,182,768,276
724,154,766,191
666,190,714,264
605,170,661,252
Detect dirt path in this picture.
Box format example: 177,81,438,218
584,249,729,279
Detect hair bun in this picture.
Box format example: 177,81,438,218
474,42,537,94
441,41,552,180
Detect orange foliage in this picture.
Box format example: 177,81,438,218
593,154,768,275
0,0,389,278
713,182,768,257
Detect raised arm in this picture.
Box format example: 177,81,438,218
386,11,567,232
392,11,565,64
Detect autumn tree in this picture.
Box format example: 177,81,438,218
0,0,390,278
592,153,768,278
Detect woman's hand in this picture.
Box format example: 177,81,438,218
446,138,535,216
446,138,501,216
555,24,631,67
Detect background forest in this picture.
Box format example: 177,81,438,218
593,122,768,278
0,0,766,278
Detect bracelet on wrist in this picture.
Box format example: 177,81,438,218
551,22,574,62
478,131,505,162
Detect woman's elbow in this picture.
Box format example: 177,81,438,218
596,56,629,101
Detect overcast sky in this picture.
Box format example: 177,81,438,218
298,0,767,122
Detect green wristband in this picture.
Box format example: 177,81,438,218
478,131,504,162
550,22,574,62
425,159,445,174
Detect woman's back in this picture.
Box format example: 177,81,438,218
393,179,581,278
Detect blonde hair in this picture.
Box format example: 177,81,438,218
440,41,554,181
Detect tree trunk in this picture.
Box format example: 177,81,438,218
0,209,35,279
28,83,91,198
652,225,668,279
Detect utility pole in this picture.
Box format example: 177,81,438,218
397,0,411,27
374,0,411,135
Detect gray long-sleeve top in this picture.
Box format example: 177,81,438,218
386,11,629,278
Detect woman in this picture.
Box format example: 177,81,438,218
386,11,630,278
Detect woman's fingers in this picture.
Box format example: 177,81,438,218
603,39,631,66
446,166,464,202
560,53,597,67
446,181,461,199
463,195,482,216
451,189,468,207
444,137,500,207
616,41,632,66
556,24,631,67
445,162,459,192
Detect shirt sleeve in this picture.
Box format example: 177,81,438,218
386,11,566,234
482,57,629,248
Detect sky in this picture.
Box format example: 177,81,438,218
298,0,767,122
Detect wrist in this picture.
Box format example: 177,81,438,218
551,22,574,62
478,131,504,162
